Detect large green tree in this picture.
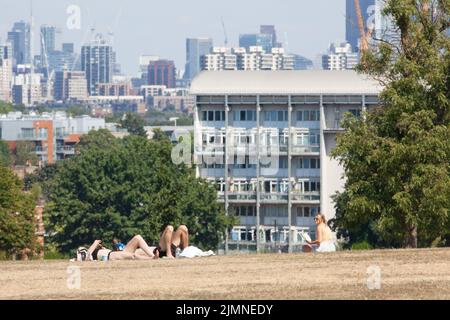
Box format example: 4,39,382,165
0,166,37,257
119,112,148,137
0,140,11,167
45,131,232,253
332,0,450,248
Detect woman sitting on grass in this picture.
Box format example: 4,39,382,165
303,214,336,253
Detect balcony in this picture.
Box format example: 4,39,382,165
56,146,76,155
34,146,48,154
323,119,345,133
227,192,257,202
17,133,48,140
291,192,320,203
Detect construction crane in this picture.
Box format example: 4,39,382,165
221,17,228,47
354,0,374,53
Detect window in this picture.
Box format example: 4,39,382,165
215,111,222,121
349,109,361,118
202,111,207,120
304,207,310,217
296,110,320,121
240,110,246,121
20,128,34,138
208,111,214,121
279,157,288,169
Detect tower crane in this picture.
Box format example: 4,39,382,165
354,0,374,53
221,17,228,47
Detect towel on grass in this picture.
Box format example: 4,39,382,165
179,246,215,258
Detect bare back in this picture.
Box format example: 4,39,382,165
317,223,333,243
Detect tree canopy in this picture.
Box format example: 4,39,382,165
119,112,148,137
331,0,450,248
44,131,232,253
0,166,37,256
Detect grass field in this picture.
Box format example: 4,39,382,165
0,248,449,300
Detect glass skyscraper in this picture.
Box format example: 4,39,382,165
81,35,113,95
7,21,31,65
239,34,273,53
184,38,213,81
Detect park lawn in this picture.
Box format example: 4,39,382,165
0,248,449,300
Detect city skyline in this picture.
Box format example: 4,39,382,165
0,0,345,75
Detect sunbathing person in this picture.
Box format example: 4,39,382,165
85,235,156,261
153,225,189,259
303,214,336,253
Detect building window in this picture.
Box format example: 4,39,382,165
297,110,320,121
279,157,288,169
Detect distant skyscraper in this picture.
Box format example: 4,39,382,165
239,34,273,53
148,60,176,88
62,43,74,54
54,71,88,101
40,25,56,57
322,42,359,70
292,54,313,70
7,21,31,65
0,44,13,102
260,25,282,48
346,0,375,52
184,38,213,81
81,35,113,96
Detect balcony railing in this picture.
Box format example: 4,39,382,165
34,146,48,153
56,146,76,154
17,133,48,140
218,191,320,203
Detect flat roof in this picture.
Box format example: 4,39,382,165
190,70,382,95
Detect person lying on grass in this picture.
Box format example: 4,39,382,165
83,235,156,261
78,225,189,261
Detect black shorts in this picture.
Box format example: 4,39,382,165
154,243,177,258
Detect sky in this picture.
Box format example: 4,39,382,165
0,0,346,76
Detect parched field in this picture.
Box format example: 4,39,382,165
0,248,449,300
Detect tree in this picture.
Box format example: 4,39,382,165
0,166,37,257
332,0,450,248
119,112,147,137
44,132,232,253
0,101,13,114
67,104,90,117
0,140,11,167
14,141,39,166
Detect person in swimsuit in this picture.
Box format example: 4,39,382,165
303,213,336,253
87,235,156,261
153,225,189,259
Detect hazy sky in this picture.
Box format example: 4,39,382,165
0,0,346,75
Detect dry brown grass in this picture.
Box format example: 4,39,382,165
0,248,449,300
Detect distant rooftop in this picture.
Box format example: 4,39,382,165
190,70,382,95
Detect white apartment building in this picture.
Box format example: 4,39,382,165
202,46,294,71
202,47,237,71
0,55,12,103
191,70,381,253
322,42,359,70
